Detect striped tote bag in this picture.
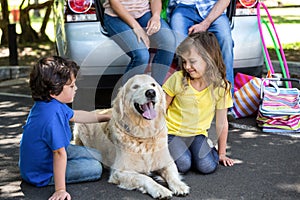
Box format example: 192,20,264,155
256,80,300,132
232,76,262,118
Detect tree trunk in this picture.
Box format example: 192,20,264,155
19,0,53,43
39,0,53,41
0,0,10,45
19,5,39,43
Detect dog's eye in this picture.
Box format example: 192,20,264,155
132,84,140,89
151,83,155,87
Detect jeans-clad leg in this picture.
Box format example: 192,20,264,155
104,12,175,85
208,15,234,95
190,135,219,174
48,144,102,185
169,4,197,46
136,12,176,85
168,135,192,173
66,144,102,183
170,4,234,94
104,14,149,74
147,26,176,84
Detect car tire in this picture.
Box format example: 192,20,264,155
234,66,263,78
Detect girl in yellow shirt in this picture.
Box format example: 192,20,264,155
162,32,234,174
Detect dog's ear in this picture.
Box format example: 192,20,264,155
112,86,125,119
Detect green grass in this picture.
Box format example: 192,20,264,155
261,15,300,24
281,42,300,49
260,7,300,50
267,42,300,52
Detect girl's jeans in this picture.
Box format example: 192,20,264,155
170,3,234,94
104,12,176,85
168,134,219,174
48,144,102,185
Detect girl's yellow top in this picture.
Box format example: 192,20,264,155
162,71,233,137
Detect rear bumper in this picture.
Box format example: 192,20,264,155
58,22,130,75
232,15,264,69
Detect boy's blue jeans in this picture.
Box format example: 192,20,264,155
168,134,219,174
104,12,176,85
170,3,234,94
48,144,102,185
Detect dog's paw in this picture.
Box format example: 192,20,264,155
148,184,173,199
169,181,190,197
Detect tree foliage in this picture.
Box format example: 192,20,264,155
0,0,53,45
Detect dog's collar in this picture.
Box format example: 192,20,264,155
121,122,131,133
117,119,132,134
118,120,165,140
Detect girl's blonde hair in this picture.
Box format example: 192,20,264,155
176,32,231,94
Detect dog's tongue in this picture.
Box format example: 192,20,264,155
142,102,157,120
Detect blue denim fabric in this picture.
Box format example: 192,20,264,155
168,134,219,174
169,4,234,95
48,144,102,185
104,12,176,85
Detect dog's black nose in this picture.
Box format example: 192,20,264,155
145,89,156,98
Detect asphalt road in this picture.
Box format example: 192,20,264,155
0,79,299,200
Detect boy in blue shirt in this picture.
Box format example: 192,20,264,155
19,56,110,200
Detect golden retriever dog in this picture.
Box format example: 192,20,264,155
73,74,190,199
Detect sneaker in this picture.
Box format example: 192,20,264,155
227,110,236,122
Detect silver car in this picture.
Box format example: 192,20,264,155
54,0,263,109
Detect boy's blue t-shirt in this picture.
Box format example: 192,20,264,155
19,99,74,187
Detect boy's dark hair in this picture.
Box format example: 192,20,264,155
29,56,80,101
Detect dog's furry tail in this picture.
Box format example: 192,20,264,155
73,123,85,146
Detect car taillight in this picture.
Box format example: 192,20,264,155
235,0,258,16
69,0,92,13
65,0,97,22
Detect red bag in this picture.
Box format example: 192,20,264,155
234,72,255,92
